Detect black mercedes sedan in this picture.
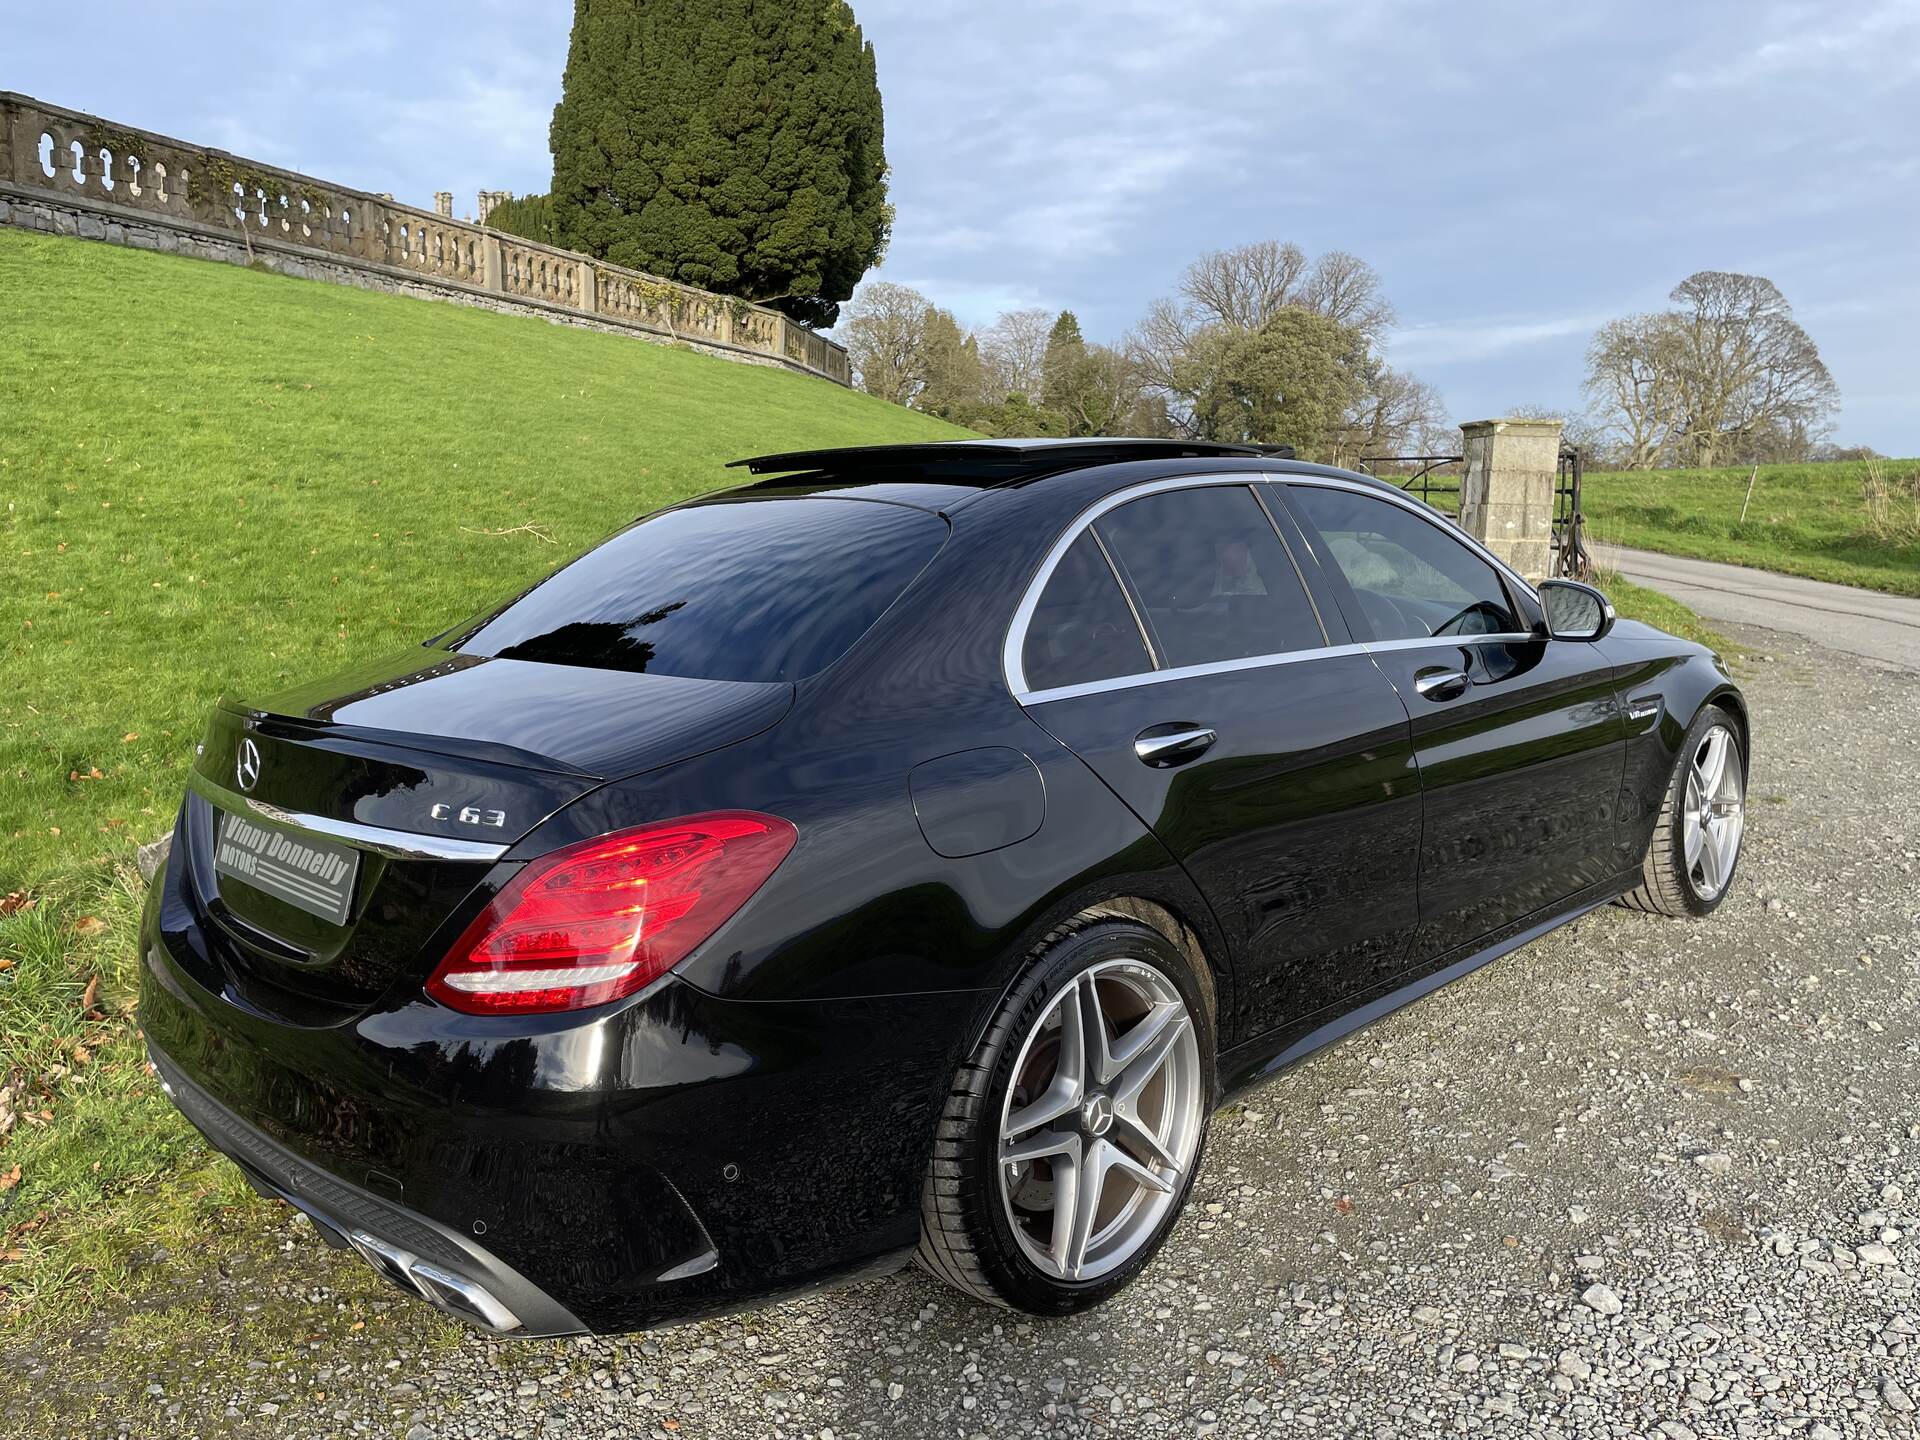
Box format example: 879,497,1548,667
139,439,1749,1336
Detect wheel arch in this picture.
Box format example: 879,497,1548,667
1076,894,1221,1031
1703,683,1751,773
949,882,1232,1124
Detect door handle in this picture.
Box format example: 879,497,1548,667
1413,668,1469,701
1134,724,1217,767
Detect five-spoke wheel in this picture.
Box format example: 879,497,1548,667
915,919,1212,1313
997,959,1203,1282
1625,703,1747,918
1681,724,1744,902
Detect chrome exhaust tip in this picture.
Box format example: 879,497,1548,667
346,1229,522,1334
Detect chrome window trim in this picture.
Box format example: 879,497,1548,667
1020,643,1375,705
1362,632,1539,654
1250,484,1331,645
188,770,510,862
1088,526,1160,670
1002,471,1544,704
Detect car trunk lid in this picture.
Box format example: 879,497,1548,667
180,647,793,1019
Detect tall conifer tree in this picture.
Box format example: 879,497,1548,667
549,0,890,326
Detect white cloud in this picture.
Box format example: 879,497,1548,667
1667,1,1920,89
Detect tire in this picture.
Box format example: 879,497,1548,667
914,917,1214,1314
1621,704,1747,918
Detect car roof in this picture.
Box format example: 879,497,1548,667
729,438,1277,479
714,438,1421,517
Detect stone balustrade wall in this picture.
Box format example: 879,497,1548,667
0,92,853,387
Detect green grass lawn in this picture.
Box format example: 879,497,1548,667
1581,458,1920,596
0,229,964,1339
0,228,968,890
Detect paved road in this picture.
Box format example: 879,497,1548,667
1596,544,1920,670
11,625,1920,1439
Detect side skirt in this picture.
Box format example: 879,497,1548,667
1215,874,1632,1102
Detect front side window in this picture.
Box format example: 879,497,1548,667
1094,486,1324,668
1285,486,1520,641
1021,533,1153,692
452,499,947,683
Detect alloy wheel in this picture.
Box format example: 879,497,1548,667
1682,724,1744,901
996,959,1203,1282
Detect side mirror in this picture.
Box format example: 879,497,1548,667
1539,580,1615,641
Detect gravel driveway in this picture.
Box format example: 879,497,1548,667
31,624,1920,1439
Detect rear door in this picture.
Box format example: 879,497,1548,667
1010,479,1423,1043
1275,481,1626,963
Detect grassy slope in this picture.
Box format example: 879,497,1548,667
0,229,963,1351
1581,458,1920,596
0,228,968,888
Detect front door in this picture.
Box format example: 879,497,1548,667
1276,481,1627,963
1010,480,1423,1043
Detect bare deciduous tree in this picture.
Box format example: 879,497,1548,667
1299,250,1396,343
840,281,937,405
1583,314,1685,469
1179,240,1309,329
1125,296,1198,406
1664,271,1837,466
977,308,1054,399
1583,273,1838,469
1329,366,1448,468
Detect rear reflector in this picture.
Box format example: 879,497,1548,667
426,811,796,1015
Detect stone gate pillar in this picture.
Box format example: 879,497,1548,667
1458,417,1562,580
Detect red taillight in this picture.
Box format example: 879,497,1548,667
426,811,796,1016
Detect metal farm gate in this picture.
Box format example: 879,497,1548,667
1552,444,1592,580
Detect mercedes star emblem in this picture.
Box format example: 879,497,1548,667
235,737,262,793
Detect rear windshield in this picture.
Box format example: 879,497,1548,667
450,499,948,683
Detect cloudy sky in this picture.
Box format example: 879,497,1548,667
12,1,1918,450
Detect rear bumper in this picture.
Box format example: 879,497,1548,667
139,844,992,1334
149,1045,586,1337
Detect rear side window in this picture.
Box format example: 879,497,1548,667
1286,486,1520,641
1021,533,1153,692
452,499,947,683
1095,486,1324,668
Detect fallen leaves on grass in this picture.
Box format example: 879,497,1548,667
81,975,101,1014
0,891,33,916
0,1165,21,1193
